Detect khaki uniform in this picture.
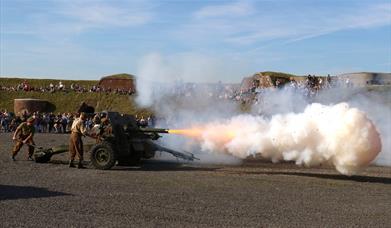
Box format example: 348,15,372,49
96,120,112,143
69,117,87,162
12,122,35,157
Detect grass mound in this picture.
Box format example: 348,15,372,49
0,77,151,115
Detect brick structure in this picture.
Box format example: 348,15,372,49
14,98,52,114
98,74,136,92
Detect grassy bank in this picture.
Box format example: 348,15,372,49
0,77,97,88
2,76,389,115
0,90,153,115
0,77,154,115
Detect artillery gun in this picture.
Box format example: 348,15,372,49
33,112,197,170
90,112,197,169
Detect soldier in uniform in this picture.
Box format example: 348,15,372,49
69,112,88,168
11,117,36,161
92,113,101,125
96,116,112,143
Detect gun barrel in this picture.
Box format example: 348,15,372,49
139,128,169,134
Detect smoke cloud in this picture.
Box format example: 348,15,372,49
172,103,381,175
315,87,391,167
135,52,251,107
135,53,178,107
134,52,390,175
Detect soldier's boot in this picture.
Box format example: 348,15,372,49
27,146,34,161
69,160,76,168
11,151,17,161
77,161,86,169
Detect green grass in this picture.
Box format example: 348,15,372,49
261,71,298,78
260,71,329,82
0,90,147,114
101,73,135,79
0,77,154,115
0,77,97,89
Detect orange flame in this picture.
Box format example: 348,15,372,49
168,128,203,138
169,127,238,142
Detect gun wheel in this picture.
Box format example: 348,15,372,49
90,142,116,170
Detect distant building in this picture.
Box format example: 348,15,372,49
337,72,391,86
98,73,136,92
14,98,54,114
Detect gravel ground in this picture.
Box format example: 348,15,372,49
1,133,390,227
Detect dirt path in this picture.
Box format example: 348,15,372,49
1,133,390,227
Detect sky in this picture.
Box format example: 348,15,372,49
0,0,390,83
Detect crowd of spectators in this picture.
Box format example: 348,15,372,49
157,74,341,105
233,74,343,105
1,110,78,133
0,80,135,95
0,109,156,134
1,75,352,102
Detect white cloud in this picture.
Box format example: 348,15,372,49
59,1,153,28
182,2,391,46
285,3,391,43
1,0,155,39
194,0,255,19
2,0,390,79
